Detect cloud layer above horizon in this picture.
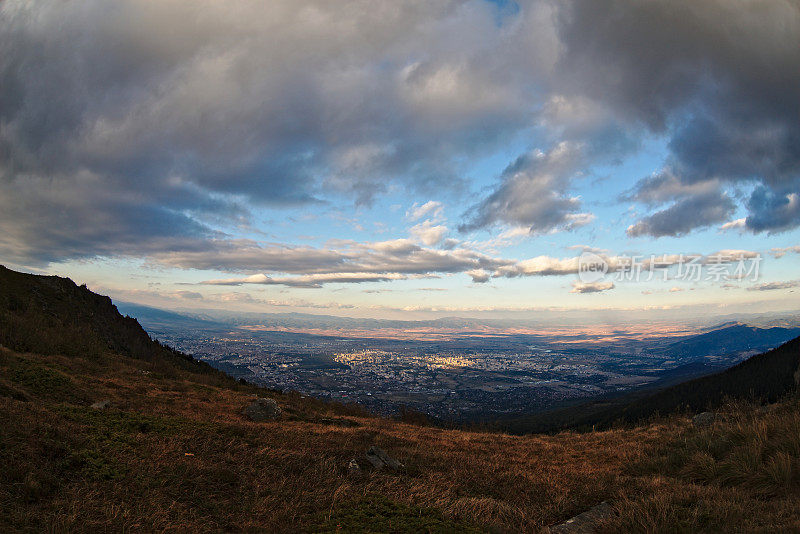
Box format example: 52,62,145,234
1,0,799,309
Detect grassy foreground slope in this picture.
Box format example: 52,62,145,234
2,266,800,532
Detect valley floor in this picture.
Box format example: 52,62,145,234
2,346,800,532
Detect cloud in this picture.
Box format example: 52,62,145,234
104,287,207,303
152,240,350,275
261,299,356,310
2,0,798,269
720,218,746,232
622,171,723,206
704,250,760,263
173,290,204,300
202,272,408,289
410,220,448,246
179,238,512,287
171,239,761,288
466,269,491,283
563,1,800,235
570,281,614,294
460,142,595,234
626,189,735,238
746,189,800,234
623,171,736,237
212,291,354,309
747,281,799,292
0,0,550,265
495,254,584,278
771,246,800,259
493,250,759,281
407,201,444,222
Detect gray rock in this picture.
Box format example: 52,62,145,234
90,400,110,410
365,450,386,469
242,397,282,422
692,412,718,427
365,446,404,471
551,501,614,533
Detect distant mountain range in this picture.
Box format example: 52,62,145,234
117,300,800,362
656,322,800,357
116,301,800,335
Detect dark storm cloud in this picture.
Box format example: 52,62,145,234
0,0,541,265
622,170,736,237
0,171,226,266
626,190,736,238
746,186,800,233
556,0,800,235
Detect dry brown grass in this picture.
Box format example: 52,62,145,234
2,346,800,533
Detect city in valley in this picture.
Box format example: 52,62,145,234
123,303,799,422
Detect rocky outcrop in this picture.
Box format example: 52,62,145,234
365,446,404,471
242,398,282,422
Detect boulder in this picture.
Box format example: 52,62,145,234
242,398,282,422
365,446,404,471
365,449,386,469
692,412,718,427
551,501,614,533
90,400,110,410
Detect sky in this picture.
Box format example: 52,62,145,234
1,0,799,322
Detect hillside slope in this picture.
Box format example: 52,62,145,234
501,334,800,434
0,265,223,377
2,266,800,532
659,323,800,358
